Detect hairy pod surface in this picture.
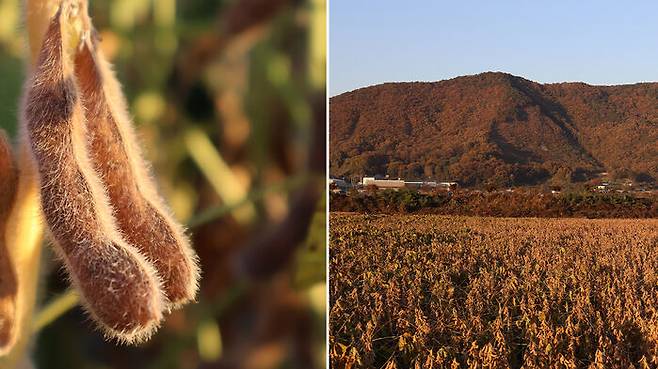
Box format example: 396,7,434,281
0,133,18,355
23,6,164,343
74,38,200,309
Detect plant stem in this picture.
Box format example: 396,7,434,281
32,290,79,333
186,174,309,228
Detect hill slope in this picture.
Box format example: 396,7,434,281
330,72,658,187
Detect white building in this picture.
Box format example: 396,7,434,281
362,177,405,189
362,177,458,190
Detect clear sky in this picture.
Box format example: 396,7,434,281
329,1,658,96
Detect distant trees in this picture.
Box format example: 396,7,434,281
550,166,572,187
330,189,658,218
635,172,655,184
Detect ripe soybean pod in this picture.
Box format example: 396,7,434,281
74,34,200,309
22,4,164,343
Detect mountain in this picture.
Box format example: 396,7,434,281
330,72,658,187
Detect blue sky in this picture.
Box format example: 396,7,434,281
329,1,658,96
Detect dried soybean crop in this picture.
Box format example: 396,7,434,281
330,214,658,369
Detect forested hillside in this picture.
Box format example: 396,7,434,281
330,72,658,187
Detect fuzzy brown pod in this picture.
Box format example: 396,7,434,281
74,37,200,309
0,132,18,355
23,4,165,343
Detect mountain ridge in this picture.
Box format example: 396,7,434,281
330,72,658,187
334,72,658,97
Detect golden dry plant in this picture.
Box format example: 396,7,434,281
0,132,18,355
0,0,200,358
331,214,658,369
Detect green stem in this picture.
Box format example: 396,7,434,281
32,290,79,333
186,174,309,228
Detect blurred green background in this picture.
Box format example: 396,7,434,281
0,0,326,368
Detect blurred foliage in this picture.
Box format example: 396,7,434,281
0,0,326,368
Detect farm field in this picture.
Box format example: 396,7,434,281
330,213,658,368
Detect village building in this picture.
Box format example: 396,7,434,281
362,177,406,189
361,177,458,191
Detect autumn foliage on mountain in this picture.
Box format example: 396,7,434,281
330,72,658,187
